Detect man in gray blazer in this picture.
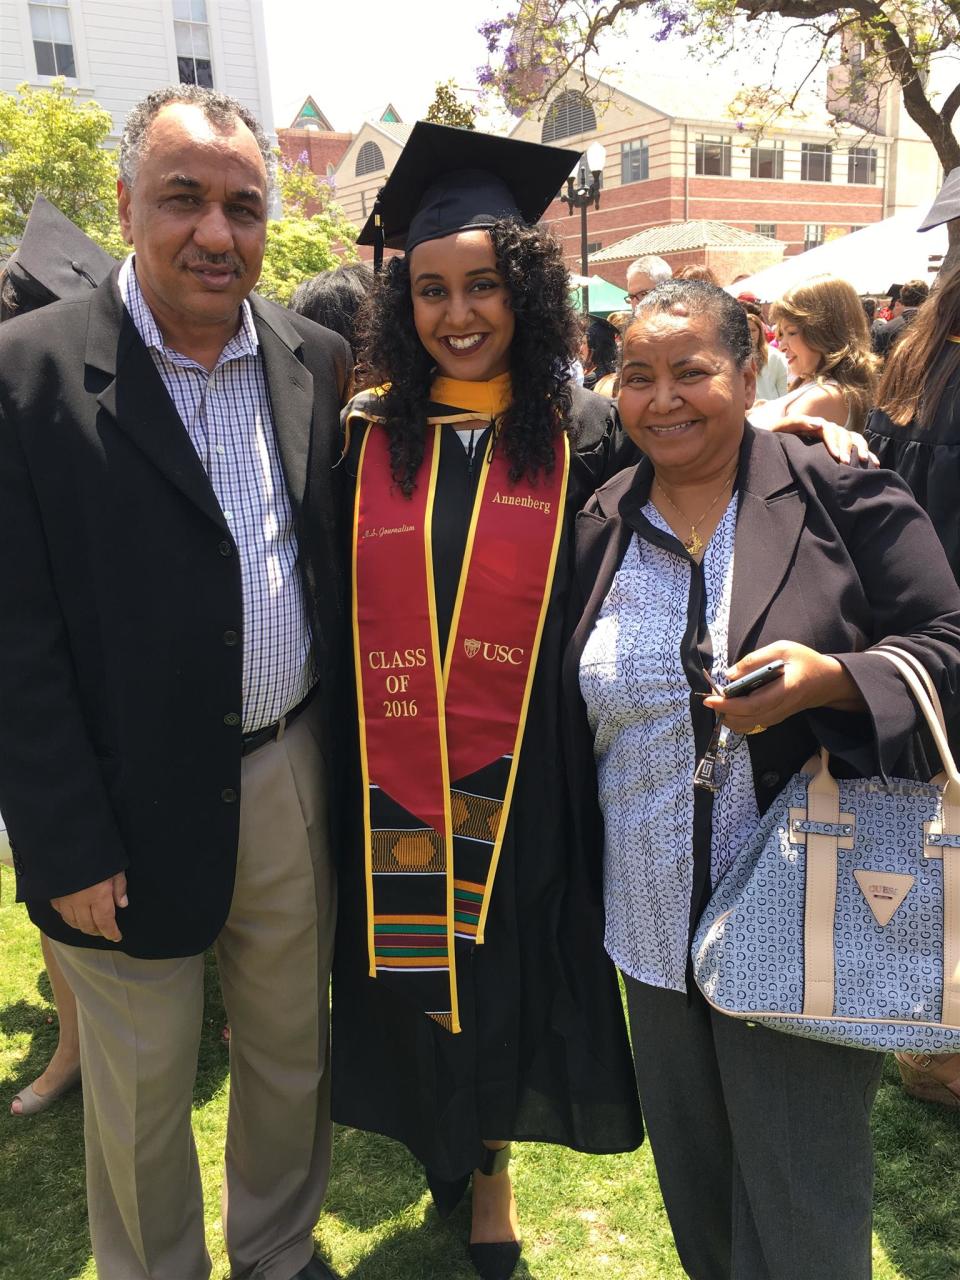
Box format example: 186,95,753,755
0,86,346,1280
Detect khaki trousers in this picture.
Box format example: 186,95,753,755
51,707,335,1280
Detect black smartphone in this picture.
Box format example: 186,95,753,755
722,659,786,699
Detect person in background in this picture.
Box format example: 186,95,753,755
606,309,632,335
625,254,672,312
740,294,775,342
0,197,115,1118
867,268,959,581
289,263,374,396
677,264,718,286
583,316,619,394
866,264,960,1101
748,275,878,432
875,278,930,359
591,311,632,397
878,283,900,323
289,262,372,343
0,86,349,1280
570,314,587,385
862,296,890,355
742,307,789,402
566,279,960,1280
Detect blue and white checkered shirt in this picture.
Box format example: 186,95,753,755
119,256,314,733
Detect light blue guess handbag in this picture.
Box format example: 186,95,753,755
693,646,960,1053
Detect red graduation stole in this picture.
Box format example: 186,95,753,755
351,376,569,1032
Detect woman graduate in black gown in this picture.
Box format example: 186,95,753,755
331,124,642,1279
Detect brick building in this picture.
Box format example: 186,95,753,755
333,62,940,277
507,69,910,272
277,96,352,179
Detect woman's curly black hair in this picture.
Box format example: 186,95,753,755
357,220,579,495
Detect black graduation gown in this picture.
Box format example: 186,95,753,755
864,374,960,582
865,370,960,751
330,386,643,1178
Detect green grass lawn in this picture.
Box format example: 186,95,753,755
2,863,959,1279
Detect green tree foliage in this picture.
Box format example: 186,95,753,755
425,80,478,129
258,156,358,303
481,0,960,253
0,79,124,256
0,84,357,298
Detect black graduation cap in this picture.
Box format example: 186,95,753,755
356,121,580,269
918,166,960,233
4,194,116,305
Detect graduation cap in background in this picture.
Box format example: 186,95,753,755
919,167,960,233
3,194,116,306
356,121,581,270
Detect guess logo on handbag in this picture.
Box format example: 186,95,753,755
853,870,915,926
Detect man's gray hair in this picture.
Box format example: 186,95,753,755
118,85,276,194
627,254,672,285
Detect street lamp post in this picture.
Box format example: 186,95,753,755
560,141,607,314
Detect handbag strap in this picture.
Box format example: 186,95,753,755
800,646,960,1027
872,646,960,1027
873,644,948,738
871,647,960,804
800,753,845,1017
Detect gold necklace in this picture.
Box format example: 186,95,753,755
654,469,737,557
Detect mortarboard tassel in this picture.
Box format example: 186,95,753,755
373,190,385,273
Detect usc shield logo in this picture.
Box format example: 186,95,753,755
464,638,481,659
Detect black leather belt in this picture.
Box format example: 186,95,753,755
241,687,317,756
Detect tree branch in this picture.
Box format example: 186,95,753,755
485,0,960,172
943,82,960,128
858,3,960,169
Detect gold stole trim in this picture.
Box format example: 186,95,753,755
352,419,568,1030
443,434,570,941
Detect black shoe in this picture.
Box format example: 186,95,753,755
468,1240,522,1280
469,1144,520,1278
290,1255,340,1280
425,1167,471,1219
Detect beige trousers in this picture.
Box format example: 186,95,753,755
51,707,335,1280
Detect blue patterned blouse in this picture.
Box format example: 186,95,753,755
578,497,760,992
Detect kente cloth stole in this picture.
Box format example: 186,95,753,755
351,379,569,1033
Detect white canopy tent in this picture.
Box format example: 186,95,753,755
724,206,948,301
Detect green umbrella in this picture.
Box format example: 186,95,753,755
568,273,627,318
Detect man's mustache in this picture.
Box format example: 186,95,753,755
178,252,245,277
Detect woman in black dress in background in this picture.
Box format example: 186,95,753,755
865,265,960,582
865,264,960,1108
330,124,641,1280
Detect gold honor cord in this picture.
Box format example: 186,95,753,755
351,425,376,981
475,431,570,941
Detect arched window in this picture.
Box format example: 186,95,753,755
356,140,385,176
541,91,596,143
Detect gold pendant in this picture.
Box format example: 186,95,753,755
685,527,704,556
